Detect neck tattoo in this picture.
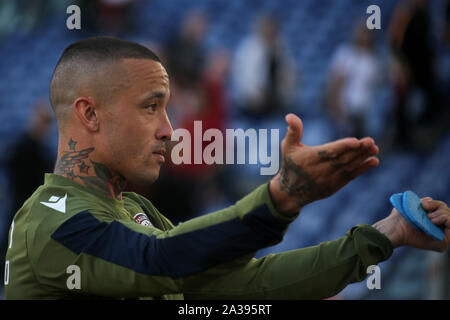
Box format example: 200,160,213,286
54,138,126,200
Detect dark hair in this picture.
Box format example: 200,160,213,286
50,37,161,117
55,36,160,66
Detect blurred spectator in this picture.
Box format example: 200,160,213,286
1,101,54,292
165,10,208,88
125,11,211,223
4,102,55,215
80,0,136,34
326,22,382,138
440,0,450,105
231,14,297,120
388,0,442,147
445,0,450,46
145,49,231,222
139,11,233,223
0,0,68,38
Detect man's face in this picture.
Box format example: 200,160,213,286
97,58,173,186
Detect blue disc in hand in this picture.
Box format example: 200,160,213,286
389,193,420,231
402,191,445,241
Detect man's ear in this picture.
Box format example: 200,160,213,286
73,97,99,132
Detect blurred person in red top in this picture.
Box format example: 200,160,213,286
148,49,231,222
172,49,230,175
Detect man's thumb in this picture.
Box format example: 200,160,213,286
284,113,303,146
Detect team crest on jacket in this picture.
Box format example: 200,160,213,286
133,213,153,227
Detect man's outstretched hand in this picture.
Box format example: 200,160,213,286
269,113,380,216
373,198,450,252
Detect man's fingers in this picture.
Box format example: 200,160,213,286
334,140,379,168
342,156,380,180
318,137,362,160
339,149,379,174
283,113,303,147
328,139,379,177
422,199,448,212
429,214,448,227
428,208,450,225
359,137,377,150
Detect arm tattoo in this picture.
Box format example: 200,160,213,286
319,150,355,178
318,149,344,168
278,156,332,206
54,138,126,199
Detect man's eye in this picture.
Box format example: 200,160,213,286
147,104,157,112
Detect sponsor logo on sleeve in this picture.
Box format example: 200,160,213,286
40,194,67,213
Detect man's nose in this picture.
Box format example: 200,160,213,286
156,112,173,141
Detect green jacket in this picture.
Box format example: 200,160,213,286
4,174,393,299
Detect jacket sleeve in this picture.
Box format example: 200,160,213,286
30,183,299,298
182,224,394,299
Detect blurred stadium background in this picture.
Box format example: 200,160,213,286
0,0,449,299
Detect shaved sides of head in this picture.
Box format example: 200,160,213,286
49,36,161,127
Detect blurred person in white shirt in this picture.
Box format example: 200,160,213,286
327,23,382,138
232,14,297,120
